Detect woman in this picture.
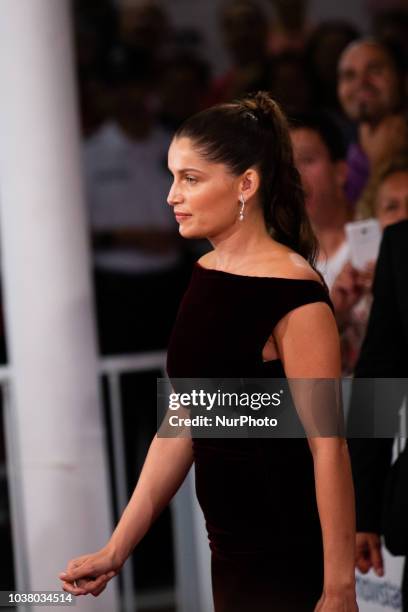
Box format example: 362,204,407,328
59,93,357,611
356,154,408,227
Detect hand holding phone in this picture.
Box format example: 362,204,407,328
345,219,381,271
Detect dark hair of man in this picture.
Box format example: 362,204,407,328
289,111,347,162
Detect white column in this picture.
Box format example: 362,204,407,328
0,1,119,610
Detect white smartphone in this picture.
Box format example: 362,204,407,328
345,218,382,271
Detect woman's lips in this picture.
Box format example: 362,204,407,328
175,212,192,222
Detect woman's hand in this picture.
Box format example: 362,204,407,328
357,261,375,293
58,543,122,597
314,588,358,611
360,114,408,168
331,261,375,327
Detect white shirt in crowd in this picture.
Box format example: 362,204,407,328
83,121,181,275
316,240,350,292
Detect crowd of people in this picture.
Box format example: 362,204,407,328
72,0,408,372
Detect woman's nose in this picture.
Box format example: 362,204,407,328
167,183,183,206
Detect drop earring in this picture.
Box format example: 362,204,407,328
239,193,245,221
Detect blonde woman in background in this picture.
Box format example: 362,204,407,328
356,155,408,227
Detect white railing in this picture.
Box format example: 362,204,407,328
100,351,167,612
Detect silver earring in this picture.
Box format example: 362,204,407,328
239,193,245,221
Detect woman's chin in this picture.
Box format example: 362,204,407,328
178,225,206,240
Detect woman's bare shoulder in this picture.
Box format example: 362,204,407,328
263,250,322,283
196,248,322,284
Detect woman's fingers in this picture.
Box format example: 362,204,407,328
61,575,106,597
65,555,89,574
80,575,106,594
59,560,99,584
61,580,86,596
91,583,107,597
60,563,84,584
59,550,118,597
69,571,117,597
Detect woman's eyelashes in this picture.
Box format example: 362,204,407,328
167,168,198,184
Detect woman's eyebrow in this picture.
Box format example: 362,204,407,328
168,164,207,174
179,167,205,174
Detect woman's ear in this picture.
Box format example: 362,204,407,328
239,168,261,201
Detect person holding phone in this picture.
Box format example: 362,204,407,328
331,156,408,373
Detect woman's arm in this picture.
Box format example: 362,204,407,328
59,433,193,596
309,437,356,596
109,433,194,562
274,302,357,608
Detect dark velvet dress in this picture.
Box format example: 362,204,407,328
167,262,333,612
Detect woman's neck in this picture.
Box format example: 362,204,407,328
208,213,277,272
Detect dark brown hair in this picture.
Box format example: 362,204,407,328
174,91,319,267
